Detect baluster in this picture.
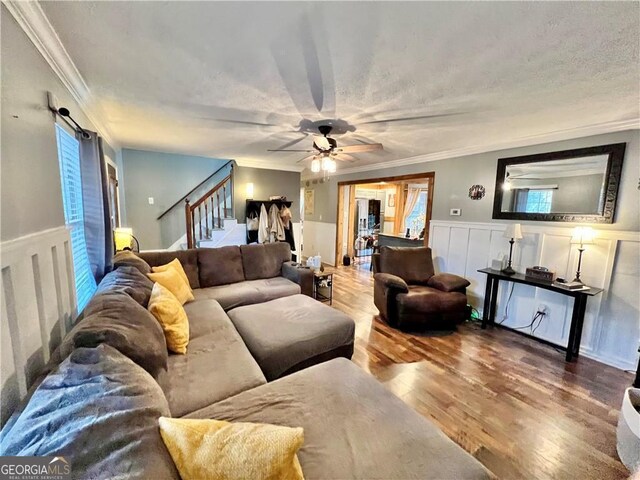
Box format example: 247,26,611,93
214,195,216,228
217,192,222,229
185,199,193,249
198,205,203,241
205,201,209,238
191,210,196,246
223,184,227,218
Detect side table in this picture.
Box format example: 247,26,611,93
313,269,334,305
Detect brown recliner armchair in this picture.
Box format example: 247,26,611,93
373,246,470,330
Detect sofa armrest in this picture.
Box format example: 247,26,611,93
282,262,314,297
427,273,470,292
374,273,409,293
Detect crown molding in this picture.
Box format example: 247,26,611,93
235,157,305,173
3,0,117,148
302,118,640,180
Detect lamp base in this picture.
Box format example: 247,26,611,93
571,277,584,285
501,266,516,276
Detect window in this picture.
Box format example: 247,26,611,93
524,190,553,214
55,124,97,312
405,190,428,235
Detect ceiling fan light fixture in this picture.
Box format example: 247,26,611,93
328,159,337,173
321,157,332,172
311,158,321,173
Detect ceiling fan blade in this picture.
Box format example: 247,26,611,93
314,136,331,150
267,149,314,152
272,134,309,151
336,143,383,153
296,154,318,164
332,153,358,162
360,113,461,125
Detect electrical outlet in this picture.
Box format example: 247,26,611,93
148,197,154,205
537,304,548,314
450,208,461,216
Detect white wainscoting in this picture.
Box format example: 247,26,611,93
301,221,337,266
0,227,76,425
428,220,640,370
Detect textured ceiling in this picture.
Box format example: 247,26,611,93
40,1,639,172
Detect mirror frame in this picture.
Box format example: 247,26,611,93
492,143,626,224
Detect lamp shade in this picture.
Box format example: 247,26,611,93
114,227,133,251
503,223,523,240
571,226,595,245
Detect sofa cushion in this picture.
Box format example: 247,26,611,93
113,250,151,274
94,265,154,306
185,358,491,480
198,246,245,287
0,345,179,480
240,243,291,280
56,292,169,378
397,286,467,315
161,299,266,417
138,250,200,289
379,246,435,285
228,294,354,380
194,277,300,311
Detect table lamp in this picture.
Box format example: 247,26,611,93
114,227,139,252
502,223,523,275
570,227,595,284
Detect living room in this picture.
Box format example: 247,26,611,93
1,1,639,479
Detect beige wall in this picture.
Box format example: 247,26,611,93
1,6,117,242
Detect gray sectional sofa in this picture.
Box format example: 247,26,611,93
0,243,491,479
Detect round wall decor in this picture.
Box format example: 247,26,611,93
468,184,485,200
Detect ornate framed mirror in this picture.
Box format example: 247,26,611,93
492,143,625,223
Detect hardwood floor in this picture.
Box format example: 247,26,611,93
329,264,634,480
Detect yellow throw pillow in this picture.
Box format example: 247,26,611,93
148,265,194,305
148,283,189,354
152,258,190,289
158,417,304,480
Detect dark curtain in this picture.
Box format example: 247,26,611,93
78,130,113,281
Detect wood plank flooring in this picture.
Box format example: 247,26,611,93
329,264,634,480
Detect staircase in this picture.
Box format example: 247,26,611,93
184,173,237,249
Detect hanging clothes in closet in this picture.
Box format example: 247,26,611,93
257,203,269,244
268,204,285,242
246,200,296,252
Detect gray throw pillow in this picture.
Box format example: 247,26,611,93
0,345,179,479
113,250,152,275
50,292,168,379
94,265,154,306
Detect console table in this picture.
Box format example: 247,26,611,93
477,268,603,362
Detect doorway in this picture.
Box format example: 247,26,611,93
106,161,120,229
335,172,435,268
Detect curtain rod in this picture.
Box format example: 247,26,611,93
50,106,91,139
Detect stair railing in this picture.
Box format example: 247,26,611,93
185,173,232,249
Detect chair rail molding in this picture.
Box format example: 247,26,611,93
428,219,640,371
3,0,117,148
0,226,76,425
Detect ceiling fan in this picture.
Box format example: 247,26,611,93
267,125,383,171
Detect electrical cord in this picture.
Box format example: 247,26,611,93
531,312,546,336
498,283,516,325
508,311,544,331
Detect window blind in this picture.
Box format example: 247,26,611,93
55,124,97,312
